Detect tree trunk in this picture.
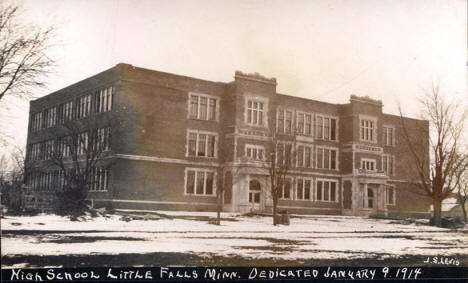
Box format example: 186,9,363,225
460,199,467,223
433,199,442,227
272,198,278,226
216,192,222,225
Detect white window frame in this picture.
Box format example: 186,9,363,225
296,111,314,136
77,131,89,155
383,125,395,146
276,108,294,135
296,143,314,168
186,129,218,158
89,167,109,192
64,101,73,121
361,158,377,172
97,127,111,151
315,179,339,203
244,95,268,127
245,144,265,160
316,146,338,170
77,94,92,119
187,92,220,121
184,168,217,196
279,177,293,200
382,154,395,176
296,177,313,201
359,115,378,143
276,142,294,166
385,185,396,205
97,86,113,113
315,114,338,141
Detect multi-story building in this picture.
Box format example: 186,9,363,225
25,63,432,217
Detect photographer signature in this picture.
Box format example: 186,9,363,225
423,256,460,266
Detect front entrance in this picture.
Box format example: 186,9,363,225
249,180,261,211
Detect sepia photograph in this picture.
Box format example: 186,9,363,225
1,0,467,281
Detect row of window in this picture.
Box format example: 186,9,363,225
188,95,395,146
28,127,111,161
360,154,395,176
245,142,338,170
360,117,395,146
276,110,338,141
184,168,339,202
31,87,113,132
189,94,217,120
26,168,109,192
185,168,215,195
187,131,217,158
277,178,339,202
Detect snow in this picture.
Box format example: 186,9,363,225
2,212,467,267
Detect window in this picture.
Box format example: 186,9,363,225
296,178,312,200
97,127,111,151
44,139,54,159
43,107,57,128
90,168,109,192
386,185,396,205
361,158,376,171
246,99,264,126
189,94,218,121
360,117,377,142
276,109,293,134
277,143,293,165
185,169,215,196
187,131,217,158
245,145,264,160
31,112,43,132
316,147,338,169
77,94,92,119
63,101,73,122
316,180,338,202
29,143,41,161
316,115,337,141
296,112,313,136
296,144,313,168
57,136,71,157
280,177,292,199
382,154,394,176
77,132,89,155
96,87,113,113
383,126,395,146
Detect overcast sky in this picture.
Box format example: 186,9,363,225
0,0,466,158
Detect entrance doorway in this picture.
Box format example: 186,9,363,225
367,188,374,209
249,180,261,211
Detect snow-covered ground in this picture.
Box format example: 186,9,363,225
2,211,467,268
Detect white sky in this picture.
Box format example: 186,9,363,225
0,0,466,158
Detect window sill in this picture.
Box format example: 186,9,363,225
184,193,216,197
188,117,218,122
315,138,339,142
186,156,218,159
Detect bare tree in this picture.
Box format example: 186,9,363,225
454,153,468,222
264,132,295,225
399,84,466,227
35,114,115,215
0,146,27,213
0,2,56,101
